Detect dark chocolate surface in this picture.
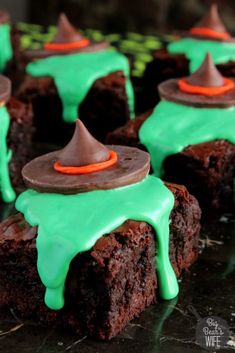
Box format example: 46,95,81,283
22,145,150,194
0,206,234,352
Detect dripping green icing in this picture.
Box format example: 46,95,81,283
0,106,15,203
167,38,235,72
26,50,135,122
0,24,13,73
139,101,235,177
15,175,178,310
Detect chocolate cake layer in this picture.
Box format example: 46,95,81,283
4,28,23,92
0,183,200,340
16,71,131,144
107,114,235,212
163,140,235,212
7,97,33,188
142,49,190,110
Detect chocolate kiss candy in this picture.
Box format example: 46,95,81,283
53,13,84,43
185,53,224,87
58,119,110,167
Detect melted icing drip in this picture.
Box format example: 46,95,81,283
16,176,178,310
167,38,235,73
139,100,235,176
0,106,15,202
26,50,135,122
0,24,13,73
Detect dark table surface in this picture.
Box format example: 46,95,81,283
0,206,235,353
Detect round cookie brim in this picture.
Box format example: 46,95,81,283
25,41,109,60
22,145,150,194
158,78,235,108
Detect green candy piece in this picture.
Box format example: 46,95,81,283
0,106,15,203
27,50,135,121
104,33,121,42
139,101,235,176
21,35,32,49
144,39,162,50
168,38,235,72
16,176,179,310
127,32,144,41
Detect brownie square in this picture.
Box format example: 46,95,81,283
4,28,23,92
107,114,235,212
7,97,33,189
163,140,235,212
0,183,201,340
16,70,131,144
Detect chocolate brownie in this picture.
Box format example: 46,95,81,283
0,183,201,340
17,71,131,144
107,114,235,212
7,97,33,188
163,141,235,212
5,27,24,92
106,111,149,149
142,49,189,110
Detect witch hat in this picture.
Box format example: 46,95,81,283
22,120,150,194
26,13,108,59
44,13,90,51
190,3,231,41
158,53,235,108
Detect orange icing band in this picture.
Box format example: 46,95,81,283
189,27,231,40
178,78,235,96
44,39,91,51
54,150,118,175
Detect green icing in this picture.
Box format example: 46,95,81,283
26,50,135,122
167,38,235,72
15,175,179,310
139,101,235,177
0,106,15,203
0,24,13,73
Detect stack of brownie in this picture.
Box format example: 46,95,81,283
142,3,235,110
2,5,235,343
